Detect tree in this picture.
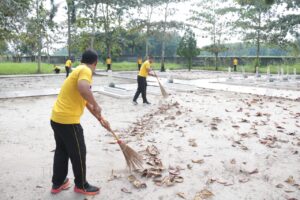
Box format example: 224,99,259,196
66,0,77,58
177,29,200,71
235,0,273,71
190,0,234,70
0,0,31,41
266,0,300,52
156,0,185,72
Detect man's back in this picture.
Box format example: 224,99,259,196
51,65,92,124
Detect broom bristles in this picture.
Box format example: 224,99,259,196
159,82,169,98
119,142,143,171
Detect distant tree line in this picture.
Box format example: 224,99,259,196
0,0,299,72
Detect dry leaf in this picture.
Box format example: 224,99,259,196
128,175,147,189
107,170,121,181
230,159,236,164
256,112,262,117
177,192,186,199
192,159,204,164
121,187,132,194
194,189,214,199
285,176,295,185
189,139,198,147
146,145,159,156
276,183,284,188
232,125,240,129
216,179,234,186
248,168,259,175
239,178,250,183
240,119,250,123
196,119,203,123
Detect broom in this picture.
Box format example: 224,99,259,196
152,70,169,98
98,116,143,171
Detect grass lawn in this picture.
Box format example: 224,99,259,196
0,61,299,75
0,62,57,75
95,61,184,71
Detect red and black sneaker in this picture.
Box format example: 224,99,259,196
51,178,71,194
74,183,100,196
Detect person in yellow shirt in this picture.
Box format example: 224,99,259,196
233,58,238,72
106,56,111,71
137,56,142,70
132,56,154,105
53,65,60,74
50,49,108,196
65,58,72,77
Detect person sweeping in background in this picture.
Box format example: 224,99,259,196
50,49,109,196
137,55,142,70
106,56,112,71
233,57,238,72
65,58,72,77
132,56,154,105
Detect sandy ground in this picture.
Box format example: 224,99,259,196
0,74,299,200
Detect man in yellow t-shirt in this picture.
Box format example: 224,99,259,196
233,58,238,72
65,58,72,77
137,56,142,70
106,56,111,71
50,49,108,196
53,65,60,74
133,56,154,105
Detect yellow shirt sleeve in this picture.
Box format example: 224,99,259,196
78,67,92,84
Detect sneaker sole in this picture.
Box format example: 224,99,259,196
74,187,100,196
51,180,71,194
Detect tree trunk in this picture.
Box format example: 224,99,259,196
214,52,218,70
67,4,71,58
160,3,168,72
145,25,149,58
160,40,165,72
188,57,192,71
255,10,261,73
90,3,98,49
36,0,41,73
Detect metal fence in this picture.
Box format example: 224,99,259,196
0,55,299,66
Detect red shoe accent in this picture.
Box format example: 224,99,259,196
51,179,70,194
74,186,100,196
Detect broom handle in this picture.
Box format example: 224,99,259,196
99,116,120,141
152,70,163,86
152,70,160,82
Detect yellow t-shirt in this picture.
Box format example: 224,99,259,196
51,64,92,124
233,59,238,65
137,58,142,65
138,60,151,77
65,59,72,68
106,58,111,64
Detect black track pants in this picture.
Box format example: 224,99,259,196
51,120,86,189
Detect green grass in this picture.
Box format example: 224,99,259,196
0,61,299,75
0,62,61,75
96,61,184,71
